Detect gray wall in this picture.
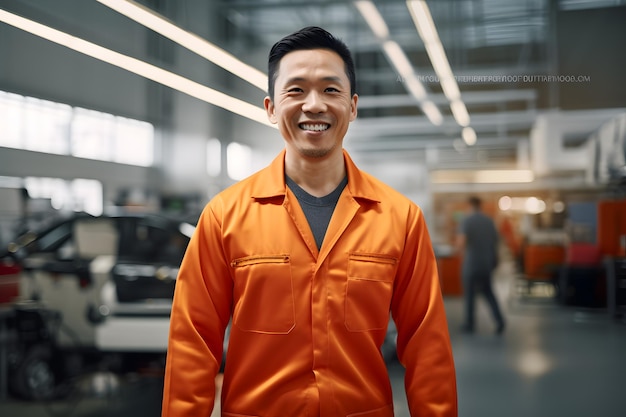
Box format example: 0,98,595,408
0,0,272,206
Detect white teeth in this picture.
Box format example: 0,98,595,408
300,123,329,131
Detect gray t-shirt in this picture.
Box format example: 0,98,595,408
460,211,499,275
286,175,347,250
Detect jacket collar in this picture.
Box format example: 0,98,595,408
251,148,380,204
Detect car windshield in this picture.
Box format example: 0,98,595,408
35,221,73,252
117,217,188,265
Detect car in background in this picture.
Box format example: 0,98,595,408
0,210,398,401
0,211,196,400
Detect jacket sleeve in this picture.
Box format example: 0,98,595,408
162,200,233,417
391,204,458,417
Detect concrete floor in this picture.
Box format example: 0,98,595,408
1,260,625,416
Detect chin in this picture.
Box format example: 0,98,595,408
300,148,332,159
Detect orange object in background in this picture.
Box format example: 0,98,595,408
524,244,565,279
437,255,463,296
499,215,521,260
597,199,626,257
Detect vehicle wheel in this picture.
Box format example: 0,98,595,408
12,345,57,401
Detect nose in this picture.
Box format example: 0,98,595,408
301,91,327,113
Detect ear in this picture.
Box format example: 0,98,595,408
349,94,358,122
264,96,278,124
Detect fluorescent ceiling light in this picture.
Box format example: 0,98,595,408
439,74,461,103
354,1,389,39
404,77,428,102
407,0,438,44
420,100,443,126
431,169,535,184
97,0,267,91
407,0,452,82
0,9,274,128
452,101,471,128
407,0,469,125
461,126,477,145
382,40,414,79
356,2,442,126
382,41,442,125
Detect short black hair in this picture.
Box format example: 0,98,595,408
267,26,356,100
469,196,482,210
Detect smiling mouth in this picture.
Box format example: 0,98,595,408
299,123,330,132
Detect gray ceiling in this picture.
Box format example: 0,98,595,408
2,0,625,170
206,0,626,165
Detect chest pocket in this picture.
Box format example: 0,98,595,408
345,253,397,331
231,255,295,334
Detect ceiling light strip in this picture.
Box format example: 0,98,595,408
407,0,470,127
450,100,470,127
385,50,443,124
97,0,268,92
461,126,477,146
382,40,415,81
353,1,389,39
418,101,442,126
356,1,442,126
0,9,274,128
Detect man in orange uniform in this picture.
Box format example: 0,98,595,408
162,26,457,417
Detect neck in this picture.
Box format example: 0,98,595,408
285,149,346,197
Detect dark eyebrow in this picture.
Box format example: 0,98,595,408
321,76,344,83
285,76,344,85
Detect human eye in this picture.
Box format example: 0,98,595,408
325,87,340,93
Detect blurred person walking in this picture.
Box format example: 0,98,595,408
457,196,505,334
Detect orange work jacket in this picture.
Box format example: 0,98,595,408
162,149,457,417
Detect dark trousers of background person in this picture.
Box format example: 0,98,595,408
462,269,505,333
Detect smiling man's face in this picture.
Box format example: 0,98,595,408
264,49,358,160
